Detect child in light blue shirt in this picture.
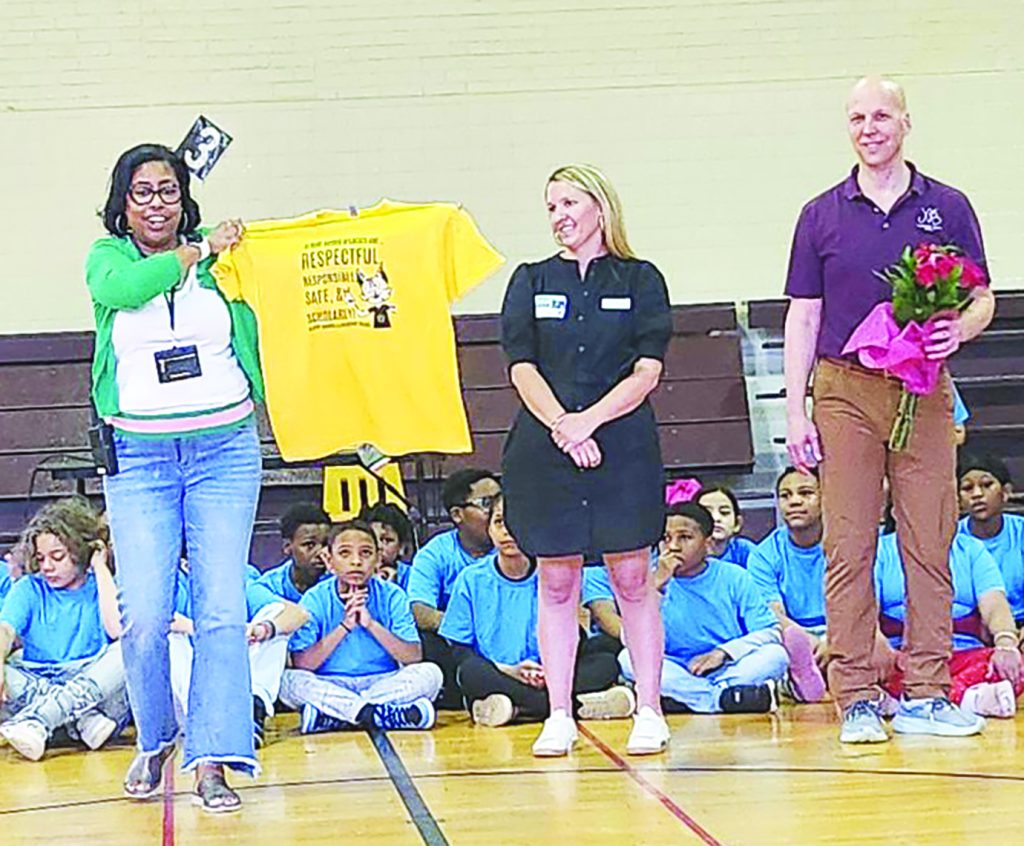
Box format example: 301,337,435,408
0,498,127,761
698,486,757,568
280,521,442,733
875,529,1022,719
620,503,787,714
747,467,828,703
441,496,629,726
956,453,1024,625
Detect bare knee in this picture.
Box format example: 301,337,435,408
605,554,650,604
539,560,582,606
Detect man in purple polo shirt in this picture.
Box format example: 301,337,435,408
783,76,995,744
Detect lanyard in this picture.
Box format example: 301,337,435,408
164,289,177,332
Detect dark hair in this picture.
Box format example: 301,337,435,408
101,144,201,238
957,452,1012,487
776,465,819,492
280,503,331,540
359,502,414,545
697,485,741,515
327,520,378,550
19,496,105,576
442,468,499,513
665,502,715,538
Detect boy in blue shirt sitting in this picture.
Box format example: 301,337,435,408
748,467,828,703
407,468,500,706
281,521,442,732
255,503,332,603
361,502,415,589
956,453,1024,627
440,495,632,736
0,498,128,761
621,503,787,714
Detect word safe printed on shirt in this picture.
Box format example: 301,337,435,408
213,201,504,461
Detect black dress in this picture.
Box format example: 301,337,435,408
499,254,672,560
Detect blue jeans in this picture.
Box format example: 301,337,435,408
1,643,130,736
104,422,261,775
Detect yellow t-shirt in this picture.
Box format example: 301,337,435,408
212,200,504,460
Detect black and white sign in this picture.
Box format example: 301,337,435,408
176,116,232,181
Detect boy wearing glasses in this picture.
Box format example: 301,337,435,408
407,468,500,705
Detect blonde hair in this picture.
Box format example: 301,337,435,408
547,164,635,260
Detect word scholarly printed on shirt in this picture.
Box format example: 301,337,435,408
213,201,504,460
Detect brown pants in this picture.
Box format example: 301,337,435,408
812,358,957,708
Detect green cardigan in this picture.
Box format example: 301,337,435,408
84,235,264,418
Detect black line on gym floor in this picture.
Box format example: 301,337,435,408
368,728,449,846
6,761,1024,818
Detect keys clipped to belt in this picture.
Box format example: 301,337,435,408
154,345,202,383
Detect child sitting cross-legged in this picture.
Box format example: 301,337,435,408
0,498,128,760
621,502,788,714
440,495,634,734
280,520,442,733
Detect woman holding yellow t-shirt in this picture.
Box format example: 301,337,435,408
85,143,262,813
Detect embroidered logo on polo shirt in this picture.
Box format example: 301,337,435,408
916,207,943,233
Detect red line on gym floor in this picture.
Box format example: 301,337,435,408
578,724,725,846
161,757,175,846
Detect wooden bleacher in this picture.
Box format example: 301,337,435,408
745,291,1024,502
0,303,753,562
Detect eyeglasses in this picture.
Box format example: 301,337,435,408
460,495,498,512
127,183,182,205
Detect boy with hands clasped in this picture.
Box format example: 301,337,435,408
280,521,442,733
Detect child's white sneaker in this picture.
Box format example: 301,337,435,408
77,710,118,750
626,706,670,755
577,685,636,720
531,709,577,757
472,693,517,727
0,719,47,761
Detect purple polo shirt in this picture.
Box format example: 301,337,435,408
785,164,987,360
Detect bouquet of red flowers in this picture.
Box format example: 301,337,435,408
842,242,987,451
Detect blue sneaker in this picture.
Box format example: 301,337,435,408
372,698,436,730
300,704,346,735
839,700,889,744
892,696,985,737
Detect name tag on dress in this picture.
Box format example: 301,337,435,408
600,296,632,311
534,294,568,320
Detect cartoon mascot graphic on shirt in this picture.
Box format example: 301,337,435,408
356,266,397,329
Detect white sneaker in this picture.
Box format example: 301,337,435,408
0,719,48,761
532,709,577,757
626,706,670,755
472,693,516,727
77,710,118,750
577,685,636,721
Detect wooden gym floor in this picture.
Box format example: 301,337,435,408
2,703,1021,845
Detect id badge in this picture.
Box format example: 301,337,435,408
154,345,202,383
600,296,632,311
534,294,568,320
